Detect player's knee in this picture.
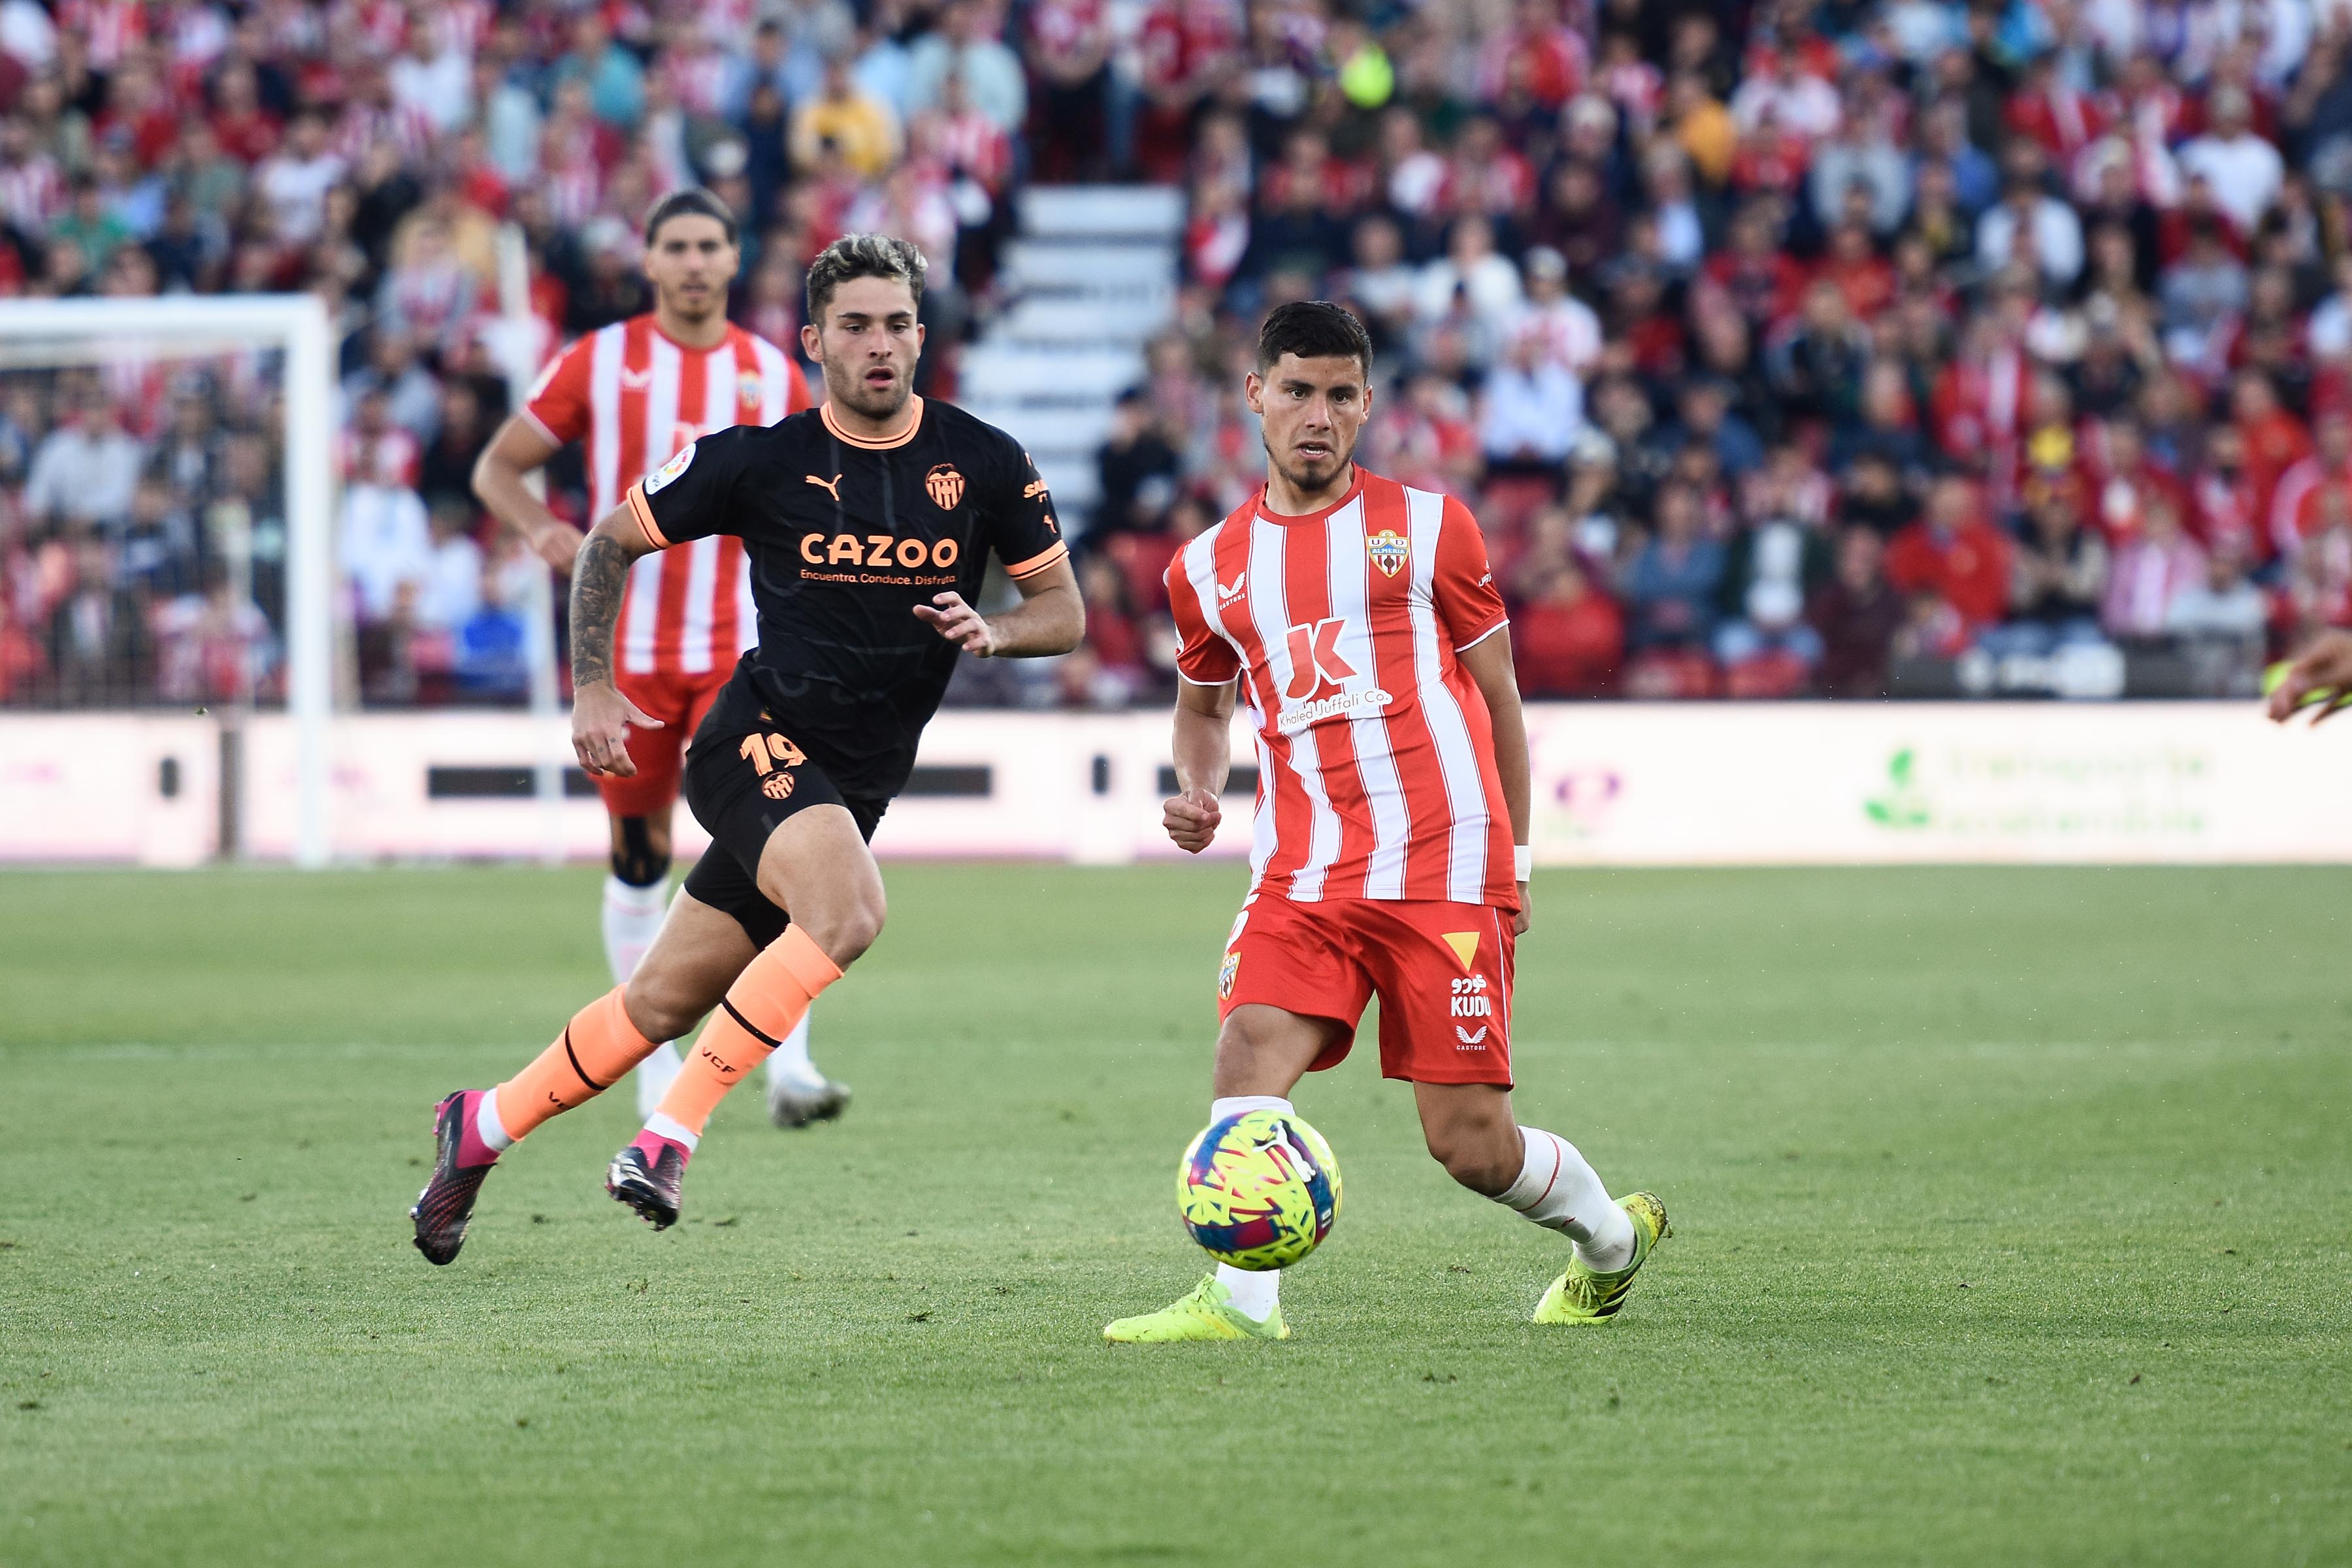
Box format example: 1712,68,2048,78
610,817,671,887
793,888,887,969
1424,1123,1519,1198
621,975,700,1045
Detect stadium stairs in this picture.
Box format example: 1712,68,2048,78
958,186,1184,534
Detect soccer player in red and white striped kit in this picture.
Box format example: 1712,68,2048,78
1105,302,1668,1341
472,189,848,1129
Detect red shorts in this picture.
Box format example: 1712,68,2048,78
598,667,731,819
1217,895,1516,1087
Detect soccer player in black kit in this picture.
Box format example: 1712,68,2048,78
411,236,1084,1262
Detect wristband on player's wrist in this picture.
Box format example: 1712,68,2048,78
1514,845,1533,882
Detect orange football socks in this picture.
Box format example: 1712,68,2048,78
491,987,661,1144
649,926,843,1144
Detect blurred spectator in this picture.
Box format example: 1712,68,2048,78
2102,495,2208,637
2002,483,2111,653
416,502,485,634
154,559,271,706
1622,483,1725,651
1887,478,2014,630
1808,527,1906,697
340,451,431,631
24,382,140,526
1093,391,1181,538
793,53,901,178
907,2,1027,135
2177,87,2283,235
1414,215,1522,333
1715,512,1829,676
1514,555,1624,698
1479,329,1582,478
42,533,150,704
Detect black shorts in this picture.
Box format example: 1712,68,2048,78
681,690,888,949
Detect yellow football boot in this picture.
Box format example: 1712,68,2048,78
1103,1273,1289,1343
1532,1192,1670,1324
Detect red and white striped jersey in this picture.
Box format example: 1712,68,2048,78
525,316,813,678
1166,468,1518,910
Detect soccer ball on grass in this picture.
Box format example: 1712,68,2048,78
1177,1109,1342,1271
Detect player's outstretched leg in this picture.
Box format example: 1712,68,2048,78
1103,1096,1296,1342
1414,1083,1668,1324
607,926,843,1226
1107,1007,1339,1343
410,987,664,1264
608,804,880,1228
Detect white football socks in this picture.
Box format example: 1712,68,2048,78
474,1086,512,1152
766,1007,816,1084
1209,1094,1293,1322
1499,1128,1636,1271
603,875,684,1119
602,874,667,980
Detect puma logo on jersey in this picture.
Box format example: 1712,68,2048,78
1217,571,1247,602
806,473,843,502
1454,1024,1490,1048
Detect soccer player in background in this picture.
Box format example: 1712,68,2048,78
412,235,1084,1264
1104,302,1667,1342
471,188,852,1130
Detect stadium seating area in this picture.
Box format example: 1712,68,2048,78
1,0,2348,705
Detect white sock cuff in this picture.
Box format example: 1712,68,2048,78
603,874,668,913
1498,1128,1563,1214
474,1089,512,1152
1215,1262,1281,1319
1210,1094,1294,1122
644,1111,699,1151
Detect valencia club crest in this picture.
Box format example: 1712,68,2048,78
926,464,966,510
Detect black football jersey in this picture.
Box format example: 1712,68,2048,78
625,395,1068,798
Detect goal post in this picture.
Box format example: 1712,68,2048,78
0,293,340,867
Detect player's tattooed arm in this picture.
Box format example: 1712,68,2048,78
568,506,664,778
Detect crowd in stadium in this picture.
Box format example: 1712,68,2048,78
1,0,2349,706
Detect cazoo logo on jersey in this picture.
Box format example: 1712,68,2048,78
1277,617,1391,733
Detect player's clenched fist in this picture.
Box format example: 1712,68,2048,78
1164,787,1220,854
572,681,663,777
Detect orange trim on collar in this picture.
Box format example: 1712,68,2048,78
821,395,924,449
625,483,671,549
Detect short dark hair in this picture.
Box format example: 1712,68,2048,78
644,187,739,248
1256,301,1373,377
805,233,927,324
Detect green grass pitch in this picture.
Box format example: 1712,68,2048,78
3,862,2349,1566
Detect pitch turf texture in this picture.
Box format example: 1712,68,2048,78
3,864,2348,1566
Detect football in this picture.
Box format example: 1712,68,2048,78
1176,1109,1343,1271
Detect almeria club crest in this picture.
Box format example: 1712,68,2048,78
925,464,966,510
1367,529,1409,578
